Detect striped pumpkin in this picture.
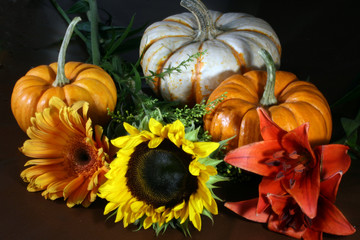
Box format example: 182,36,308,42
139,0,281,105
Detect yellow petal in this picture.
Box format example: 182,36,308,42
124,122,140,135
149,118,163,136
63,175,85,199
130,201,145,213
24,158,64,166
34,171,68,188
104,202,120,215
21,140,64,158
143,216,153,229
192,142,220,158
148,137,163,149
49,96,66,109
66,179,90,207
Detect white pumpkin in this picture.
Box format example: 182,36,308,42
140,0,281,105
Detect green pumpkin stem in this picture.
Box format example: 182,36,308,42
52,17,81,87
259,49,278,106
180,0,219,41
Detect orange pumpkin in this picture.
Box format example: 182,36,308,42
204,49,332,151
11,17,117,132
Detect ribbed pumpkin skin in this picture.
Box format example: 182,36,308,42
140,11,281,105
11,62,117,132
204,71,332,151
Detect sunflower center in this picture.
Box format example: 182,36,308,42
126,139,198,208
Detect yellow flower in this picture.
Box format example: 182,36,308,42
98,118,220,232
20,97,110,208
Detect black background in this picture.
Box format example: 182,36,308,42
0,1,359,239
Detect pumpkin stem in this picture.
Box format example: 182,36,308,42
180,0,220,41
259,49,278,106
53,17,81,87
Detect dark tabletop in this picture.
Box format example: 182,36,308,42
0,0,359,239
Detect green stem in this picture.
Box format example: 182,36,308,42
50,0,87,43
53,17,82,87
180,0,220,41
88,0,101,65
259,49,278,106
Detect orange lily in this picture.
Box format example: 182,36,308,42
224,107,355,239
225,108,351,219
226,173,356,239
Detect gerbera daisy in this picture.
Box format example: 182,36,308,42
20,97,110,208
98,118,223,234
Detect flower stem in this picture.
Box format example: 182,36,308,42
53,17,82,87
259,49,278,106
180,0,219,41
88,0,101,66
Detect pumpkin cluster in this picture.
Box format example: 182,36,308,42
139,0,332,153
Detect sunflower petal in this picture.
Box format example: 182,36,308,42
149,118,163,136
189,142,220,158
148,137,163,149
123,122,140,135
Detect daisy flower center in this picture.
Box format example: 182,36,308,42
126,139,198,208
65,137,99,177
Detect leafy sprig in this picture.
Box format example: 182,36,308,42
144,51,207,82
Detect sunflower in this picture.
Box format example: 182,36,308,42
20,97,110,208
98,118,222,233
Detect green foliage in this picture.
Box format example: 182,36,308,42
51,0,144,63
337,109,360,159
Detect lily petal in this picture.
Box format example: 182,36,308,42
314,144,351,180
258,177,285,213
300,228,322,240
266,194,291,216
257,107,287,141
311,196,356,236
282,161,320,219
225,198,270,223
320,172,342,203
225,141,282,177
281,122,316,164
267,211,306,239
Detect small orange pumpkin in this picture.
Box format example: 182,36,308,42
11,17,117,132
204,49,332,151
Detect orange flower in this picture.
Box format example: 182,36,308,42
224,107,355,239
226,173,356,239
20,97,110,207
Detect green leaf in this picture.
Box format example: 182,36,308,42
131,64,142,93
66,0,89,14
185,127,200,142
104,14,135,59
331,82,360,109
341,117,360,137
